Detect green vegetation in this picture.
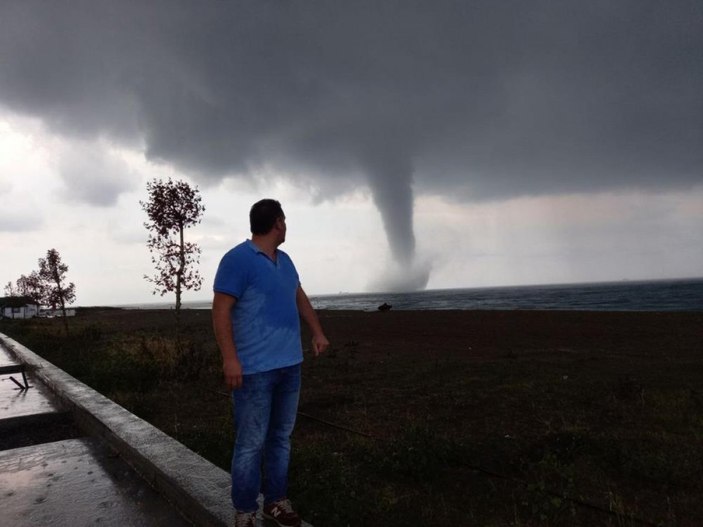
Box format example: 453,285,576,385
2,308,702,526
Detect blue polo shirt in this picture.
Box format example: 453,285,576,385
213,240,303,374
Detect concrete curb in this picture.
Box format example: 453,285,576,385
0,332,233,527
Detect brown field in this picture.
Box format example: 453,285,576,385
2,308,703,526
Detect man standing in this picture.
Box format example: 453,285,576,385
212,199,329,527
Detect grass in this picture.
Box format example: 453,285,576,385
2,307,703,526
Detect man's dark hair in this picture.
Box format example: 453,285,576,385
250,199,284,235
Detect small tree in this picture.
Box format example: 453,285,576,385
140,178,205,321
38,249,76,331
4,281,15,296
16,272,46,305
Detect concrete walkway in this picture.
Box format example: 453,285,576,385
0,333,312,527
0,438,192,526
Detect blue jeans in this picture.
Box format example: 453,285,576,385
230,364,301,512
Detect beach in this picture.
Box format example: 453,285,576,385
2,307,702,526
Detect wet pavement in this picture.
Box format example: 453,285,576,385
0,334,313,527
1,353,60,422
0,341,190,525
0,438,191,526
0,362,81,452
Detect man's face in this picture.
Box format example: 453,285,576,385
275,215,287,244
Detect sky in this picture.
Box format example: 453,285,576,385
1,0,702,306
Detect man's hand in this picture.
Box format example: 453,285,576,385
213,292,241,390
223,356,243,390
311,333,330,357
297,286,330,357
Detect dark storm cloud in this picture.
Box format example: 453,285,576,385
1,0,701,268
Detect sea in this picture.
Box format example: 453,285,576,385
123,278,703,312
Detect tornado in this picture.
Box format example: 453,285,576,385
362,153,430,292
363,155,416,263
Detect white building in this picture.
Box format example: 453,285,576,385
40,308,76,318
0,296,40,319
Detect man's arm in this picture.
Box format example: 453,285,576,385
296,286,330,356
212,291,243,390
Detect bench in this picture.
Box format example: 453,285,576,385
0,364,30,390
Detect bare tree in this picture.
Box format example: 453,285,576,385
140,178,205,320
38,249,76,331
3,281,15,296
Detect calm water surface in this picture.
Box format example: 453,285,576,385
123,278,703,312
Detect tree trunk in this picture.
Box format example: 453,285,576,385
55,273,69,335
60,293,68,334
175,223,185,327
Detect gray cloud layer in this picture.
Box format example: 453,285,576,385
58,145,138,207
1,1,701,273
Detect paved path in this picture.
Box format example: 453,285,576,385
0,438,192,526
1,343,192,526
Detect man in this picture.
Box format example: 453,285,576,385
212,199,329,527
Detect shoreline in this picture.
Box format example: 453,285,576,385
78,305,703,315
74,276,703,312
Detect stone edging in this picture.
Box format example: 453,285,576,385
0,332,233,527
